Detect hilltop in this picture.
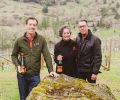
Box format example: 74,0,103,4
0,0,120,50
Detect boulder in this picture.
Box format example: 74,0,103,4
26,74,116,100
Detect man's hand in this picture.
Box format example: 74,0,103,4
91,74,97,80
17,66,26,74
50,72,58,78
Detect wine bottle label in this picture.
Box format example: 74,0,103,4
57,66,62,73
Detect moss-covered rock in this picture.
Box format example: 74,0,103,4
26,74,116,100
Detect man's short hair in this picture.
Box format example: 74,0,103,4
59,26,71,37
26,17,38,25
78,19,88,25
80,19,88,23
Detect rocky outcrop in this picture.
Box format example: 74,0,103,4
27,74,116,100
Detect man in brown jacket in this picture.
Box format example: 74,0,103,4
11,17,57,100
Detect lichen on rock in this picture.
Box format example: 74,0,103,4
26,74,116,100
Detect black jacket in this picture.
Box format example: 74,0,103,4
76,30,102,74
54,39,78,77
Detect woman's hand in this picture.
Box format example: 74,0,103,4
57,55,63,61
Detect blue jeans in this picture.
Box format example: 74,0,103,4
17,73,40,100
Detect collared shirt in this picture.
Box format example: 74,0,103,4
26,32,36,48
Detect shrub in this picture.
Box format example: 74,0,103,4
42,5,48,13
60,1,67,5
114,13,120,20
116,2,120,8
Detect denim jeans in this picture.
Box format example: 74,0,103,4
17,73,40,100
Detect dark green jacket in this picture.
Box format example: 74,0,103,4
11,33,53,76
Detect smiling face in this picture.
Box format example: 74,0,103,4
62,28,71,41
78,21,89,37
26,19,37,35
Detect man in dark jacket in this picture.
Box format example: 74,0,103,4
11,17,57,100
76,20,102,83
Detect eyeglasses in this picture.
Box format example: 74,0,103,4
78,25,87,28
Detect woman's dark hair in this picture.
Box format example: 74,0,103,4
26,17,38,25
59,26,71,37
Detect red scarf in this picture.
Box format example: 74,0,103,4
26,32,36,48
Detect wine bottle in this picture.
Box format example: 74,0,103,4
56,60,63,74
20,53,26,74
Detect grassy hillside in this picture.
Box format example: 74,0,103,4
0,0,120,39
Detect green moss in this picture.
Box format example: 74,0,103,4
26,75,116,100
